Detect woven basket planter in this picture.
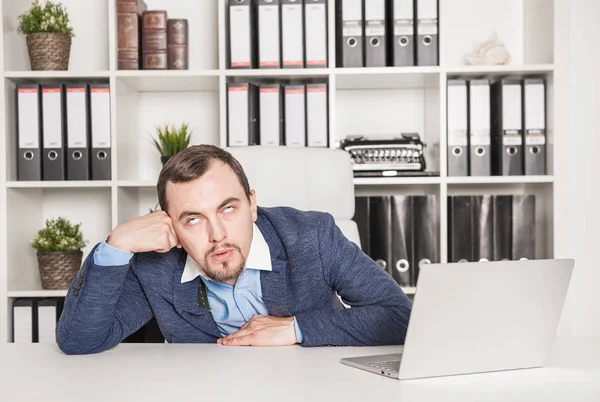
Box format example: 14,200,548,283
26,33,71,71
37,250,82,290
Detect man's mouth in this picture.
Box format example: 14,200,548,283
211,248,233,261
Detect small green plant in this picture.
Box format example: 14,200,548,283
17,0,75,37
151,122,194,157
31,217,86,252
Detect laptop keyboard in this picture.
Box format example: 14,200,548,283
369,360,401,373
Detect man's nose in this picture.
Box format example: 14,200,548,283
208,219,227,243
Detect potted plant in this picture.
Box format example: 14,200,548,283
151,122,194,165
17,0,75,71
31,217,87,290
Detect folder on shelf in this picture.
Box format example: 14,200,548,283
492,195,513,261
469,79,492,176
12,298,36,343
41,84,66,181
16,84,42,181
411,195,438,286
37,298,60,344
523,78,547,175
415,0,438,66
284,84,306,147
491,79,524,176
471,195,494,262
90,84,112,181
259,83,283,146
66,84,91,181
228,0,256,69
447,79,468,176
448,195,473,263
227,82,259,146
258,0,281,68
390,0,415,67
369,195,393,274
353,196,371,255
281,0,304,68
512,194,536,260
391,195,413,287
304,0,328,68
337,0,363,67
306,83,328,147
364,0,387,67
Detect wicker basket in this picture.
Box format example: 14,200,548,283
26,33,71,71
37,250,82,290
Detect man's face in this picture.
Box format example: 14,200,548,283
165,160,257,284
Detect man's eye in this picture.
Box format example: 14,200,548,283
224,206,234,213
187,217,198,224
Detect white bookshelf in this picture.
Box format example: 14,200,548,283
0,0,559,344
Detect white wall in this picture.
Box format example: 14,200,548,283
554,0,600,337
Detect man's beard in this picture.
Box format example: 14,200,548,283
201,242,246,283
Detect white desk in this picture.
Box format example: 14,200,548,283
1,337,599,402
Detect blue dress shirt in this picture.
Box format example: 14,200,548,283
93,227,303,343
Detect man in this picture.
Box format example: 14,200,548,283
56,145,412,355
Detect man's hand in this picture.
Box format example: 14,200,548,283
217,315,299,347
106,211,181,254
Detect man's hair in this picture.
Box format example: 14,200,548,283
157,144,251,211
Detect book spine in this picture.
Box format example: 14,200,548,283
167,19,189,70
116,0,147,70
142,10,168,70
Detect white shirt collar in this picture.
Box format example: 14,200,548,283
181,222,272,283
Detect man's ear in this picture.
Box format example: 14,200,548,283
249,189,258,221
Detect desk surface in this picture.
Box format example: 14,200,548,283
1,337,599,402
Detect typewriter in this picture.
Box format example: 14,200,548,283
337,133,435,177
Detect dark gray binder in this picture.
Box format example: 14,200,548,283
415,0,438,66
16,84,42,181
353,196,371,255
512,194,536,260
227,0,257,69
41,85,66,181
412,195,438,286
492,195,513,261
12,298,36,343
65,84,91,180
369,196,392,273
523,78,547,175
390,0,415,66
227,82,259,146
304,0,328,68
391,195,413,287
258,0,281,68
364,0,387,67
337,0,363,67
471,195,494,262
447,79,468,176
90,84,111,180
448,196,473,263
259,83,283,146
469,79,492,176
491,79,524,176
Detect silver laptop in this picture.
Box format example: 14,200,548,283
340,259,574,380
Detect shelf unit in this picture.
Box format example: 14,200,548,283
0,0,559,344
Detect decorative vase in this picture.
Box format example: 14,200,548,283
161,156,172,166
26,32,71,71
36,250,82,290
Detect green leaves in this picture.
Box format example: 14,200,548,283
151,122,194,157
31,217,87,252
17,0,75,37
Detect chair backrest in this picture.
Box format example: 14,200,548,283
225,146,360,247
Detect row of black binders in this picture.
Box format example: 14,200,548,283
16,82,112,181
226,80,329,147
12,298,64,343
448,194,536,263
337,0,439,68
447,77,547,177
227,0,328,69
353,195,439,288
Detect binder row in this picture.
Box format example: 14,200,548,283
12,298,64,343
354,195,439,287
227,0,328,69
448,194,536,263
227,80,329,147
337,0,439,68
16,82,112,181
447,77,547,177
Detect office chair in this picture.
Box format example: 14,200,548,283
225,146,361,248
